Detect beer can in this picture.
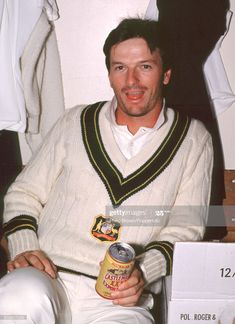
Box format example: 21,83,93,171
95,242,135,299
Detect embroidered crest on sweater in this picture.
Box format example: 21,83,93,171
81,101,191,207
91,215,121,242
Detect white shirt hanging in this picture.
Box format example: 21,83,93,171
0,0,58,132
145,0,159,20
203,10,235,116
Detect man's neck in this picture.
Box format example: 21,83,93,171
115,105,162,135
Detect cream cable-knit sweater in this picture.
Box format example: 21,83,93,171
3,101,213,291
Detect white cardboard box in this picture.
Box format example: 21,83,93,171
167,242,235,324
168,300,235,324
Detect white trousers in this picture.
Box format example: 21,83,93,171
0,267,155,324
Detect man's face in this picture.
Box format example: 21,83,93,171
109,37,171,125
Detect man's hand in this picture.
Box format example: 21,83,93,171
111,267,145,307
7,250,57,279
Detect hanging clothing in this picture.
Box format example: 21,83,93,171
203,10,235,116
0,0,63,152
145,0,159,20
145,0,234,117
21,10,65,152
0,0,42,132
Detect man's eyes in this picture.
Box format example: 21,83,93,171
114,65,125,71
141,64,152,70
112,64,153,71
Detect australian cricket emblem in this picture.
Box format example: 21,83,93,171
91,215,121,242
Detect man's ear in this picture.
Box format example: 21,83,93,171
163,69,171,85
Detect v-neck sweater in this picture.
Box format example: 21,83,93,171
3,100,213,292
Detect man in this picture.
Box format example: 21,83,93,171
0,18,213,323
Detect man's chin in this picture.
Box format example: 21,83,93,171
124,109,148,118
127,112,146,117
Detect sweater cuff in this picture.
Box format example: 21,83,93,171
7,229,40,260
145,241,174,276
138,249,167,285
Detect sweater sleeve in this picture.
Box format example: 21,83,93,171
139,124,213,287
3,110,71,259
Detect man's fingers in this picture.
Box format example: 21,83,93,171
7,254,30,271
111,280,143,299
7,260,19,272
14,254,31,268
24,253,45,270
27,251,57,278
113,295,141,307
112,285,143,306
7,250,57,279
111,267,145,306
118,269,143,291
42,259,57,279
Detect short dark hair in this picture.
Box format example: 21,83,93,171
103,18,171,72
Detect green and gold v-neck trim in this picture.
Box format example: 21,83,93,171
81,101,191,207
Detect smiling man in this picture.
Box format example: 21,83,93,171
0,18,213,324
106,21,171,134
108,37,171,133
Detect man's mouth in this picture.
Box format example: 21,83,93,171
126,91,144,100
124,88,146,101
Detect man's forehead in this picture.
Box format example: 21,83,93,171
110,38,161,62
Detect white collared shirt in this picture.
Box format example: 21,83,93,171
106,97,166,160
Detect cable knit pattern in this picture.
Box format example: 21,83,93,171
3,101,213,292
7,230,40,257
139,249,166,283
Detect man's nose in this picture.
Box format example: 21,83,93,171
126,68,139,86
